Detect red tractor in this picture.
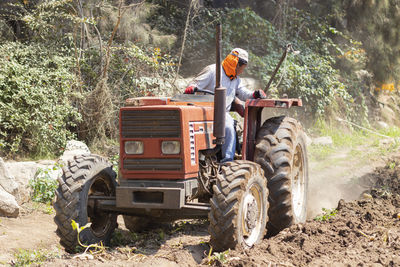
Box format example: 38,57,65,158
54,25,308,252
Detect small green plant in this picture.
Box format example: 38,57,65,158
110,154,119,174
206,247,229,265
32,202,55,215
388,161,396,169
71,219,106,254
29,166,59,204
11,249,57,266
158,229,165,240
314,208,338,221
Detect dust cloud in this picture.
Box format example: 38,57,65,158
307,153,380,218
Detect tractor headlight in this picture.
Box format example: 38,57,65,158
125,141,144,155
161,141,180,155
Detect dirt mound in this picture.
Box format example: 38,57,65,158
229,158,400,266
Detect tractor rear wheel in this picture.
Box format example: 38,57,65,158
122,216,151,233
254,116,308,235
54,154,117,253
208,160,268,251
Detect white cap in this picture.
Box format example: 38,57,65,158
230,48,248,64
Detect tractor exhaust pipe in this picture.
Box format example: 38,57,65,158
213,24,226,145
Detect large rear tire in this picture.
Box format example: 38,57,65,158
122,216,151,233
208,160,268,252
254,116,308,235
54,154,117,253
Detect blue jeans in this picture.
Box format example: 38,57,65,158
220,113,236,163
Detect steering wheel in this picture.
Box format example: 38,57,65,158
194,88,214,95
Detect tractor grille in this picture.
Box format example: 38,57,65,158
121,110,181,138
123,158,182,171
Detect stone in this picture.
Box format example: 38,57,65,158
379,138,396,146
0,158,18,196
35,164,62,181
376,121,388,129
4,161,37,204
304,133,313,146
0,187,19,218
59,140,90,164
65,140,90,153
312,136,333,146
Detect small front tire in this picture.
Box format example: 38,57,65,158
54,154,117,253
208,160,269,251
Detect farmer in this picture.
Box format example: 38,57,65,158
184,48,266,163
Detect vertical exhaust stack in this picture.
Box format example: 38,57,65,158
213,24,226,145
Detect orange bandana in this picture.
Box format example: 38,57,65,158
222,52,239,80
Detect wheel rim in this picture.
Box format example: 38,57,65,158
241,183,263,246
292,143,306,221
87,174,114,238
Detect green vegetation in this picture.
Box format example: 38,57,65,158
0,1,400,157
314,208,338,222
309,120,400,162
206,248,230,265
0,42,80,157
29,166,59,204
11,248,59,266
71,219,106,253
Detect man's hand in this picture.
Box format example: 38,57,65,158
232,97,245,117
253,89,266,99
184,85,195,94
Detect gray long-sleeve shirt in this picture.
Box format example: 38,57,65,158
188,64,253,111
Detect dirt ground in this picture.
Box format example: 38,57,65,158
1,150,400,266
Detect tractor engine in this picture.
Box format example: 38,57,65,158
116,97,217,210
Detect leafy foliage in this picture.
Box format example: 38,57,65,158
12,248,58,267
153,7,354,119
314,208,338,221
0,42,81,157
29,166,59,204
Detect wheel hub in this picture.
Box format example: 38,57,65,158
241,184,263,246
244,195,258,231
292,144,306,220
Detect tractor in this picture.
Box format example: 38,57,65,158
54,25,309,252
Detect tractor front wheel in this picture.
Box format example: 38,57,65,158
54,154,117,253
208,160,268,251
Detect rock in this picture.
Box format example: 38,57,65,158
0,187,19,217
37,160,56,165
4,161,37,204
312,136,333,146
65,140,90,153
0,158,18,196
59,140,90,164
379,138,396,146
35,164,62,181
376,121,388,129
305,133,313,146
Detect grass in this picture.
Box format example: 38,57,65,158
308,121,400,162
314,208,338,221
11,249,60,266
31,202,55,215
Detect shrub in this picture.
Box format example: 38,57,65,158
0,42,81,157
29,166,59,204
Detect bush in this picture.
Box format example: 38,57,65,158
29,166,59,204
0,42,81,157
153,7,355,121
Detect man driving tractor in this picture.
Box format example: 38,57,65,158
184,48,266,162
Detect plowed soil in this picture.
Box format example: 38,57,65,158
1,154,400,266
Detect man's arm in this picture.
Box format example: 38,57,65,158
185,65,214,93
235,78,254,100
236,78,266,100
